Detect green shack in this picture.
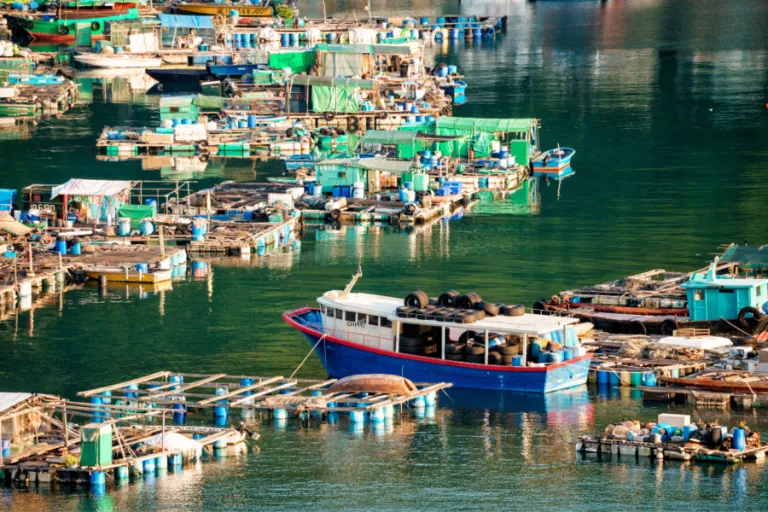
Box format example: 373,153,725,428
316,157,414,194
80,422,113,467
427,117,540,166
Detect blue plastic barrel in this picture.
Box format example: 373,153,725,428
448,64,457,74
436,16,446,25
242,35,251,49
55,237,67,254
511,355,523,367
289,33,298,45
332,186,341,198
118,217,131,236
69,239,81,255
609,371,621,386
473,28,482,39
733,428,746,451
90,471,106,487
450,29,459,39
341,186,351,198
2,439,11,457
643,372,657,386
326,32,334,43
172,119,181,127
416,115,424,122
250,33,257,46
549,351,564,364
139,219,154,236
597,370,609,385
181,118,191,125
91,396,104,423
280,33,289,46
683,424,697,441
143,458,156,473
399,188,408,202
248,114,257,128
144,197,157,208
420,17,429,25
135,263,149,273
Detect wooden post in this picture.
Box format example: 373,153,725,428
161,410,166,453
158,225,165,258
27,242,34,276
62,403,69,448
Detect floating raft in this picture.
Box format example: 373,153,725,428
576,436,768,464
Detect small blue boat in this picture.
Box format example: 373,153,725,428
284,274,591,394
281,153,315,171
532,146,575,173
207,63,265,78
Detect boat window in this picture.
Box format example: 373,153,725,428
326,307,335,317
335,309,343,320
345,311,356,322
367,314,379,326
380,317,392,328
694,290,705,301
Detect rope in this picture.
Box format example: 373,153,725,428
721,317,752,337
290,333,327,379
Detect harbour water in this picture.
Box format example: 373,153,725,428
2,0,768,509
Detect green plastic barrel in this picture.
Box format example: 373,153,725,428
630,372,643,387
413,173,429,191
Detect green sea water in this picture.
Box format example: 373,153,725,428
2,0,768,509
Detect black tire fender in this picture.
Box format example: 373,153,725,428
477,301,499,317
404,290,428,309
738,307,763,330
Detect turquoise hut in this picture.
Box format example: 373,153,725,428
681,258,768,322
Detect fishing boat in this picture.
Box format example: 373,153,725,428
266,176,315,185
532,146,575,174
9,7,140,42
174,2,279,17
84,267,172,284
283,271,591,393
145,67,211,86
280,153,315,171
74,54,163,69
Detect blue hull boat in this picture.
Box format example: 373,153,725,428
281,154,315,171
532,147,575,173
285,307,591,393
208,63,265,78
440,79,467,105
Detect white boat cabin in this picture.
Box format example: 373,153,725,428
318,290,582,364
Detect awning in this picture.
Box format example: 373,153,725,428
0,212,31,237
51,179,132,199
356,158,414,173
158,14,215,30
435,117,537,134
721,244,768,267
289,75,376,90
314,43,375,55
0,392,32,415
361,130,416,146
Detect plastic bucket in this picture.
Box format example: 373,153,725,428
135,263,149,273
118,217,131,236
511,355,523,367
69,239,81,256
55,236,68,254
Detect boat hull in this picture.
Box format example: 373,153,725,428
532,148,575,172
284,308,591,393
175,4,275,17
85,269,172,284
146,68,210,85
11,9,138,42
75,55,163,69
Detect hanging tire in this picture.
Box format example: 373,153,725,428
59,25,70,35
660,319,679,336
402,323,423,337
348,116,360,131
501,305,525,317
488,352,503,365
324,112,335,122
438,290,460,307
404,290,429,308
403,203,418,215
463,345,485,356
628,321,647,335
445,343,464,355
493,344,519,356
739,307,763,329
399,336,421,349
477,301,499,317
456,292,481,309
91,21,101,31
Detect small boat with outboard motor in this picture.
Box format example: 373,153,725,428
532,145,575,174
284,268,591,393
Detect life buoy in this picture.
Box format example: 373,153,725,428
259,38,267,45
199,152,209,163
40,233,54,245
59,25,70,36
91,21,101,31
348,116,360,131
324,112,335,122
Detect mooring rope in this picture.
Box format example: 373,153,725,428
290,332,327,379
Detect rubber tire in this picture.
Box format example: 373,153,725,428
477,301,499,317
400,345,422,355
404,290,429,309
532,300,548,312
457,330,477,345
59,25,70,35
445,343,464,355
330,209,342,220
403,203,418,215
464,354,485,364
472,309,486,321
488,352,503,365
733,336,757,348
348,117,359,131
628,321,647,335
399,336,421,348
396,306,415,317
454,311,477,324
91,21,101,31
739,307,763,330
660,319,679,336
402,323,422,338
456,293,477,309
324,112,335,122
493,344,519,356
438,290,460,307
463,345,485,356
502,354,515,365
501,305,525,317
446,353,464,361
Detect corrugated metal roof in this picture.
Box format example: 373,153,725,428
361,130,416,145
0,392,32,414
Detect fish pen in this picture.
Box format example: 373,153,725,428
78,372,453,429
0,392,246,493
0,77,79,118
576,413,768,464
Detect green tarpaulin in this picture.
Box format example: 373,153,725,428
117,204,156,227
435,117,536,134
361,130,416,146
268,50,316,73
193,94,226,110
432,117,536,160
311,85,361,113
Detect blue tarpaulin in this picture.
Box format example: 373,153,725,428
158,14,215,30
